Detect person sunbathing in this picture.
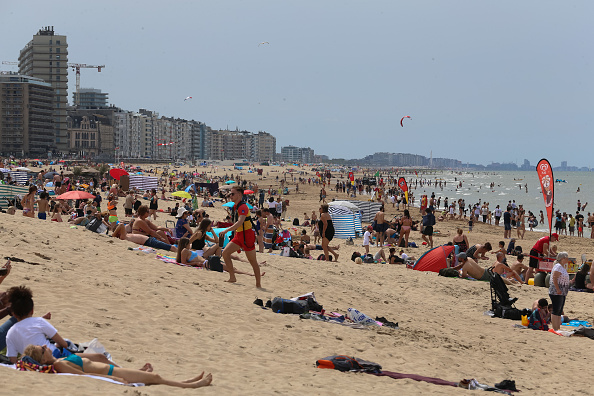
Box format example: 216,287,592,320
23,344,212,388
176,238,265,275
132,205,169,243
454,253,490,281
491,253,523,286
5,286,115,365
112,223,176,252
188,219,222,259
509,254,529,282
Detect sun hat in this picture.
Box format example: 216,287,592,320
176,207,188,218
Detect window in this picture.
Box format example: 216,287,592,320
49,40,52,45
56,76,60,81
56,48,60,53
56,55,60,59
56,40,60,45
49,48,52,52
49,55,52,59
56,62,60,67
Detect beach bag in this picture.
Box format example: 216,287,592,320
86,217,101,232
363,254,375,264
206,256,224,272
316,355,382,373
271,297,308,314
293,218,299,226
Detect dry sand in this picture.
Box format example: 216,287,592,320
1,164,593,395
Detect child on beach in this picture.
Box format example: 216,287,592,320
468,217,473,232
363,226,372,254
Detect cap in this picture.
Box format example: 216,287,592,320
457,252,467,260
551,232,559,241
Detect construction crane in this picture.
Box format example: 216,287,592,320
2,61,105,107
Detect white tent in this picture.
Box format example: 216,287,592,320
328,204,363,239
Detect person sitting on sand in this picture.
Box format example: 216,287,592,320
509,254,529,281
50,203,64,222
465,242,492,261
528,298,550,331
113,223,176,252
452,228,469,252
5,286,116,365
299,229,311,244
22,344,212,388
189,218,222,259
454,253,490,281
132,205,169,243
492,252,523,286
388,248,405,264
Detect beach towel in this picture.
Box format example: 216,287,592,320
316,355,382,373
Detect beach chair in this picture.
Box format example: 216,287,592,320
488,269,518,315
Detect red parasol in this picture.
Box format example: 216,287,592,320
56,191,96,200
244,189,255,194
109,168,129,180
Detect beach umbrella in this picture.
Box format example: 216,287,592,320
222,201,254,209
56,191,95,200
15,167,31,172
109,168,129,180
44,171,58,179
244,189,254,194
225,180,236,184
172,191,192,199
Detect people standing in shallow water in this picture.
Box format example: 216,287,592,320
319,203,338,262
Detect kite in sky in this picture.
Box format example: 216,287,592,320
400,115,412,127
258,42,269,46
184,96,192,101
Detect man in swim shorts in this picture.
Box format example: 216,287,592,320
219,186,262,288
455,253,490,281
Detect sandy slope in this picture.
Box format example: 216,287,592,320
1,165,593,395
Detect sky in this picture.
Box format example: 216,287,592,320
2,1,593,167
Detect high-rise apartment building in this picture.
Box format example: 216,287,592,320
0,73,55,156
72,88,108,109
18,26,69,153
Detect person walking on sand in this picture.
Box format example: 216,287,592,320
219,186,262,288
319,203,339,262
373,205,387,247
421,207,436,249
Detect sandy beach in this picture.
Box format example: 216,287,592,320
1,164,593,395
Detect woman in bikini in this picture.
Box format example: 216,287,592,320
22,185,37,218
23,344,212,388
176,238,262,275
452,228,469,253
132,205,169,243
396,209,413,249
188,218,221,259
50,203,64,222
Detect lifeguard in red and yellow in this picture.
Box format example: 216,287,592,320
219,186,262,288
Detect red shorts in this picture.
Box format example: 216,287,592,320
231,229,256,252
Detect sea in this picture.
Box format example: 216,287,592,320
407,171,593,232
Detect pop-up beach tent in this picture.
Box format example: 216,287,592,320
411,245,456,273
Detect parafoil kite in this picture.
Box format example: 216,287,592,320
184,96,193,101
400,116,411,127
258,42,269,46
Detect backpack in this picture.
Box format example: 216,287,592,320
438,268,460,277
206,256,224,272
271,297,308,314
363,254,375,264
316,355,382,373
292,218,299,226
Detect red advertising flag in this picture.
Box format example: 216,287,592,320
348,172,354,186
536,159,554,235
398,177,409,204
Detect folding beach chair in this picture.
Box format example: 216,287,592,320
488,268,518,316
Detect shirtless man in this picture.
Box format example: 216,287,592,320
36,191,50,220
509,254,529,281
466,242,492,261
589,212,594,239
454,253,490,281
492,252,523,286
132,205,169,243
113,223,177,252
373,205,387,247
22,186,37,218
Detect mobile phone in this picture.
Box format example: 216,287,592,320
0,268,8,276
219,237,225,247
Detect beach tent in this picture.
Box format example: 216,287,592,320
411,245,455,273
128,175,158,191
0,170,28,185
0,184,29,210
328,204,363,239
347,200,383,223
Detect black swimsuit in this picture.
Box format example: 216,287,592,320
323,219,335,241
191,232,206,250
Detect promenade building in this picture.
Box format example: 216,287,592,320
281,145,314,163
72,88,108,109
18,26,69,153
0,73,55,156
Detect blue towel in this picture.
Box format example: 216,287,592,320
562,320,591,327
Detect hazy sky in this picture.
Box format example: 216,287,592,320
2,1,592,167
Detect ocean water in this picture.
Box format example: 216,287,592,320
408,171,594,231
